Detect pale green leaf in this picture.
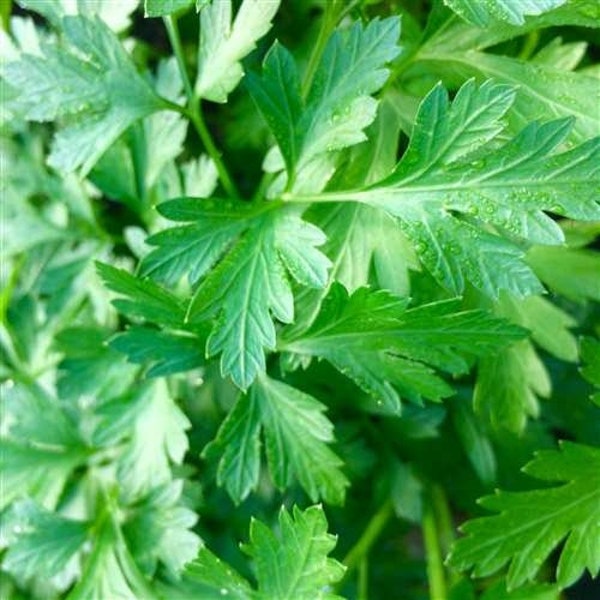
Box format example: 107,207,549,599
443,0,566,26
195,0,280,102
475,340,549,432
3,501,88,582
17,0,139,32
1,15,164,174
123,481,200,575
527,245,600,303
0,383,87,510
449,442,600,590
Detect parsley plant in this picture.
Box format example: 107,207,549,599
1,1,599,599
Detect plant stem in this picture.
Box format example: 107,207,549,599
358,557,369,600
163,15,240,198
423,488,448,600
163,15,194,101
301,0,342,99
340,500,394,582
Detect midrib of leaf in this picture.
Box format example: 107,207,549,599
462,485,599,556
279,519,323,600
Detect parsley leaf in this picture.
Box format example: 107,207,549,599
282,284,525,413
2,15,165,174
449,441,600,590
444,0,567,26
291,80,600,297
204,374,347,504
195,0,280,102
248,17,401,186
165,202,331,389
3,500,88,583
185,505,345,599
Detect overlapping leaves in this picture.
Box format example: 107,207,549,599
287,80,600,298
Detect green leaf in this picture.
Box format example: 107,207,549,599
3,500,88,582
283,284,525,412
186,206,330,389
123,481,200,575
185,505,345,599
93,379,190,498
195,0,280,102
109,327,205,377
474,293,577,432
144,0,194,17
56,326,138,402
1,15,164,174
443,0,566,26
96,263,187,327
580,336,600,406
440,52,600,143
527,245,600,303
247,17,401,182
475,340,549,432
17,0,139,32
204,374,348,505
449,441,600,590
0,383,87,510
139,198,260,286
295,80,600,297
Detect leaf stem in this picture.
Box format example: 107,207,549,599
423,486,448,600
339,500,394,585
301,1,341,99
163,15,240,198
163,15,194,101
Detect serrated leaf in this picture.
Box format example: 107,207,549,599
2,15,165,174
96,263,187,327
56,326,138,402
109,327,205,377
527,245,600,303
185,206,330,389
0,383,87,510
474,340,549,432
292,80,600,297
123,480,200,575
443,0,566,26
17,0,139,32
283,284,525,412
195,0,280,102
106,381,189,498
449,441,600,590
204,374,347,504
185,505,345,600
3,500,88,582
139,198,261,286
247,17,401,184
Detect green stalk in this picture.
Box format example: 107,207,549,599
163,15,240,198
339,500,394,585
301,1,342,99
423,488,448,600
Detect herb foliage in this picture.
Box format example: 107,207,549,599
1,1,599,599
